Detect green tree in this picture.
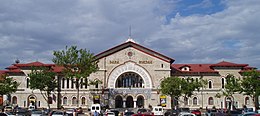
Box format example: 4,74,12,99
160,77,182,108
181,77,205,98
160,76,206,108
240,70,260,110
52,46,99,107
222,74,241,110
0,74,19,106
28,67,57,109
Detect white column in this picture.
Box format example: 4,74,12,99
123,100,126,108
134,100,137,108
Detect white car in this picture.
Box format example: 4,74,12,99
103,111,115,116
178,112,196,116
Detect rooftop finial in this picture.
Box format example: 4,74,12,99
126,25,135,43
129,25,131,38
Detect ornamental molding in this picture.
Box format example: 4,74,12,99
107,62,152,88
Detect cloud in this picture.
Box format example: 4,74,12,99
145,0,260,67
0,0,259,69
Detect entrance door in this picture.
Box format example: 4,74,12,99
28,96,36,106
137,96,144,108
115,96,123,108
126,96,134,108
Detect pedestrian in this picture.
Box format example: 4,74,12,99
94,110,99,116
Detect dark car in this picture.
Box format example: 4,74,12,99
124,111,135,116
110,109,120,116
164,109,178,116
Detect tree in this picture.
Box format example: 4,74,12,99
181,77,205,98
28,67,57,109
52,46,99,107
221,74,241,110
240,70,260,110
160,76,206,108
0,74,19,106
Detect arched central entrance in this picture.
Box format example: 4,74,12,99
126,96,134,108
115,96,123,108
137,96,144,108
28,95,36,107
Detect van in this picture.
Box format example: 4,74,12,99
90,104,101,114
152,106,164,116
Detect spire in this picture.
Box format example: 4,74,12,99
126,26,135,43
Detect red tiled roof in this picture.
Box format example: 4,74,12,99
0,70,6,74
6,69,22,73
172,64,218,73
14,61,54,67
51,65,64,73
5,65,18,69
210,61,248,67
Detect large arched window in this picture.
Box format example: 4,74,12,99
115,72,143,88
193,97,198,105
72,97,77,105
208,80,212,89
208,97,214,105
12,96,17,104
81,97,86,105
63,97,67,105
184,97,188,105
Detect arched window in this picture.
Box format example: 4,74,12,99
81,97,86,105
184,97,188,105
208,80,212,89
116,72,143,88
221,78,225,88
72,97,77,105
63,97,67,105
245,97,250,105
193,97,198,105
208,97,214,105
12,96,17,104
62,78,65,89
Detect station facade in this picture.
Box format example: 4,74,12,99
1,39,257,110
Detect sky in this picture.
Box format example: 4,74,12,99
0,0,260,69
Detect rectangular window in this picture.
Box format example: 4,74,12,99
71,79,74,88
67,79,70,88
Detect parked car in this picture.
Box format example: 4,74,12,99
178,112,196,116
4,106,13,112
124,111,135,116
164,109,178,116
31,109,43,116
66,108,76,116
191,110,201,116
49,110,66,116
109,109,120,116
103,111,115,116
